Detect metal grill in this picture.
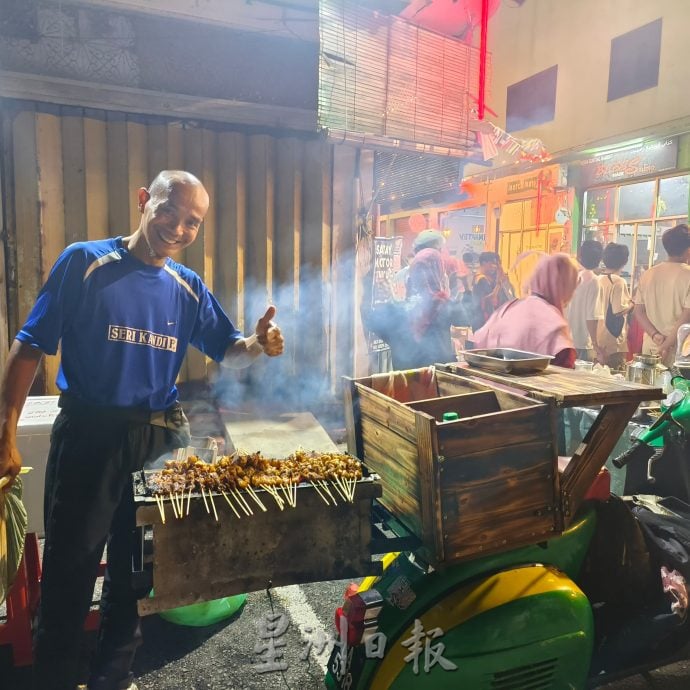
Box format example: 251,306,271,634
319,0,487,157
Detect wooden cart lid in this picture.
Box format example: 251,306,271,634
442,363,664,524
444,364,664,406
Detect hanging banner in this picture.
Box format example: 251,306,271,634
476,123,550,163
369,236,404,353
372,236,404,306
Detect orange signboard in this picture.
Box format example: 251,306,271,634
488,164,568,204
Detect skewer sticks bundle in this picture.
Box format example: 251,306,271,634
146,450,363,522
154,495,166,524
246,485,267,512
310,480,330,505
221,490,241,519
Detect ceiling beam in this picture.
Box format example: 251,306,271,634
0,69,317,131
43,0,319,41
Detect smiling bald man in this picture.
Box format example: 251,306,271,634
0,170,284,690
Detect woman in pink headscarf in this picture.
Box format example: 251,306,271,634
407,248,451,338
473,253,579,368
363,246,459,369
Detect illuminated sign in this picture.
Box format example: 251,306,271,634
572,138,678,187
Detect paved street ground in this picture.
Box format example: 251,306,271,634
3,576,689,689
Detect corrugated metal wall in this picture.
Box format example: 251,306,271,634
0,100,361,402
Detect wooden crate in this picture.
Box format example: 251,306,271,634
344,367,561,566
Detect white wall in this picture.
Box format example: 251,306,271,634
487,0,690,155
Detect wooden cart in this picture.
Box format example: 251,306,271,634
344,365,662,569
133,367,661,614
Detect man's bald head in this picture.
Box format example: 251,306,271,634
135,170,210,264
147,170,208,206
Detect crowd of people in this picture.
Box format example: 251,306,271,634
365,222,690,372
363,230,517,370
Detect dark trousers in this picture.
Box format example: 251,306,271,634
33,402,189,690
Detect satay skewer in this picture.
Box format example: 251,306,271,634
234,488,254,515
208,491,219,521
246,485,267,512
186,486,193,516
155,494,166,523
168,492,179,519
221,490,241,519
335,475,351,502
176,492,184,517
232,488,252,516
330,478,348,503
260,484,284,510
319,480,337,505
310,480,330,505
338,476,350,502
280,484,293,508
200,485,210,514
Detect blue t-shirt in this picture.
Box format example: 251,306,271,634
17,237,242,410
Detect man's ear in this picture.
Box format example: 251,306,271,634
137,187,150,213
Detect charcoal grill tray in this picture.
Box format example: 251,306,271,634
133,469,383,615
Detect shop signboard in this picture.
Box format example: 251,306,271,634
571,137,678,188
489,164,568,202
440,209,487,258
369,236,404,353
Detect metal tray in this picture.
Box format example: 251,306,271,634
460,348,553,374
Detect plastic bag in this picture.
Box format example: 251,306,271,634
0,476,28,606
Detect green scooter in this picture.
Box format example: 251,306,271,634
325,385,690,690
613,376,690,502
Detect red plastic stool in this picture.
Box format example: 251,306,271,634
0,533,106,666
0,533,41,666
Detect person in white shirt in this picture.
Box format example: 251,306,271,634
597,243,633,369
566,240,605,362
633,223,690,366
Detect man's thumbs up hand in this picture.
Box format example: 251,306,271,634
255,306,284,357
